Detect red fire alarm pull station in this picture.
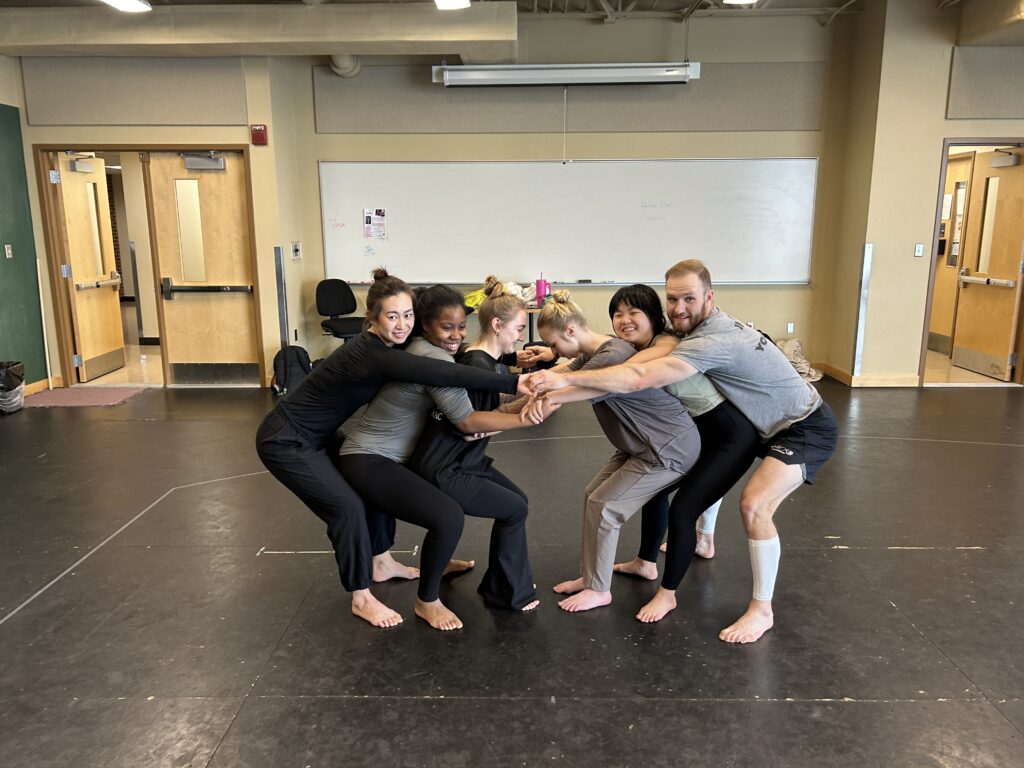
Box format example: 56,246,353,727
250,124,268,146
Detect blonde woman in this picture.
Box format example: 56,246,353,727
524,291,701,614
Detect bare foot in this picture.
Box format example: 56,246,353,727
558,588,612,612
613,557,658,580
372,551,420,582
443,559,475,577
694,532,716,560
659,541,667,553
521,600,540,612
719,598,774,643
415,598,464,631
553,577,584,595
350,589,403,628
636,588,677,623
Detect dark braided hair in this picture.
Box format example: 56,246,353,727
412,284,467,337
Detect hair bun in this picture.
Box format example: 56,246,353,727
483,275,503,296
371,267,390,282
552,289,572,304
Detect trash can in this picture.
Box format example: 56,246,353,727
0,361,25,414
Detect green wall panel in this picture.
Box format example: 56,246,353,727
0,103,46,386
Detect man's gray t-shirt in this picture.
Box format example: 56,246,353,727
340,338,475,463
670,308,821,439
574,338,699,474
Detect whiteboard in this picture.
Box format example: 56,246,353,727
319,159,818,285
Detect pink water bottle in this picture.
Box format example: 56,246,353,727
535,275,549,306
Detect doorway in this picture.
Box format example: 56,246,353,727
922,141,1024,387
35,145,263,389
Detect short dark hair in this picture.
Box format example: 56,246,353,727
412,284,466,336
608,284,666,338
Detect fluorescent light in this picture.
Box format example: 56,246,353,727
721,0,756,4
432,62,700,87
98,0,152,12
434,0,471,9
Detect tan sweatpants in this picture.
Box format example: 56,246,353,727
581,451,684,592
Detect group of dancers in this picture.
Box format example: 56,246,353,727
256,259,837,643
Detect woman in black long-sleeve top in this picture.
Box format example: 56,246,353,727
255,269,522,628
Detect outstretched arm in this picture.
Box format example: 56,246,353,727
524,355,698,396
455,406,557,434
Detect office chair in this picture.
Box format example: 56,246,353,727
316,278,363,341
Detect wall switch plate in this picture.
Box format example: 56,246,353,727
787,322,795,334
291,242,302,262
914,243,924,257
4,244,12,259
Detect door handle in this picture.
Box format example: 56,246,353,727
75,271,122,291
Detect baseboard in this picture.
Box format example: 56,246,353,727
24,379,50,396
817,363,852,386
852,373,920,387
139,337,160,346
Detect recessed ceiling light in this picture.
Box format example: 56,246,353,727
435,0,471,9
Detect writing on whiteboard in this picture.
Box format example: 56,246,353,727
640,200,679,209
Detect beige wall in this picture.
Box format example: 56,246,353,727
15,57,287,385
856,0,1024,385
0,55,17,106
273,12,841,362
12,3,1024,387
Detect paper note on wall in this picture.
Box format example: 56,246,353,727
941,193,953,220
363,208,387,240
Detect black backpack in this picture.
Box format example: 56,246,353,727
272,345,313,396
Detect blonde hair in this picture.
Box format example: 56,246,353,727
665,259,713,292
477,275,525,333
537,289,588,334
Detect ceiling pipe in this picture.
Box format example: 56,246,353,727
330,53,362,77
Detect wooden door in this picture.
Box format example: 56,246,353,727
927,153,974,356
951,149,1024,382
143,151,260,386
51,153,126,382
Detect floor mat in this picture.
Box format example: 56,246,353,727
24,387,145,408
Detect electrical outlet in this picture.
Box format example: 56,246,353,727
787,322,795,334
291,242,302,262
4,244,12,260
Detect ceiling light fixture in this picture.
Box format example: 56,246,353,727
721,0,757,5
432,62,700,87
434,0,471,9
98,0,153,12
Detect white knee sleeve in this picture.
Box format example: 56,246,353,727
748,536,781,601
696,498,723,534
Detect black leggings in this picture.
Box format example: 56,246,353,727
436,466,535,610
364,463,536,610
338,453,464,603
636,401,761,590
255,410,373,592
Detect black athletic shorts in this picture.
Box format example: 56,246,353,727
758,401,837,484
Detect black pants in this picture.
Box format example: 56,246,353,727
338,453,464,603
635,401,762,590
436,465,535,610
255,410,372,592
